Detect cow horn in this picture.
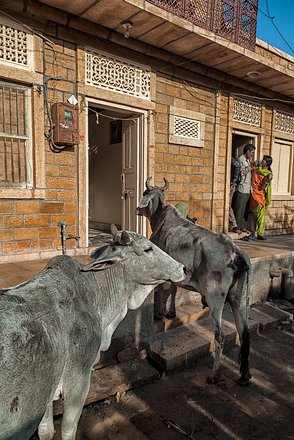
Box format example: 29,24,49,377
145,176,153,190
162,178,169,191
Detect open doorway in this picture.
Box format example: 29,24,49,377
232,132,257,158
87,103,146,246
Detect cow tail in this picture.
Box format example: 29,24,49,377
239,325,251,375
238,255,252,376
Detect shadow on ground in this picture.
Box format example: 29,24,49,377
41,324,293,440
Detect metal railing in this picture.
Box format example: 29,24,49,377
146,0,258,51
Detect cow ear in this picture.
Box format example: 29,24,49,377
111,224,119,238
81,256,121,272
90,245,108,259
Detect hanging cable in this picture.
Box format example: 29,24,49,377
0,9,54,47
232,92,294,105
44,79,69,152
265,0,294,55
247,0,294,55
88,107,142,123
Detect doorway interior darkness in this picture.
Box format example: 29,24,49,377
232,132,257,158
87,104,145,246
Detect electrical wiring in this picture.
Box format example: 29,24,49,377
247,0,294,55
44,79,70,152
232,92,294,105
87,107,141,123
0,9,54,47
265,0,294,54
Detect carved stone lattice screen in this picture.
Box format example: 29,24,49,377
86,51,151,100
0,23,28,66
169,106,205,147
174,116,200,139
146,0,258,51
233,98,261,126
275,111,294,134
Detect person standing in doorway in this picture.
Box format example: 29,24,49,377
229,157,241,234
247,156,273,241
232,143,256,232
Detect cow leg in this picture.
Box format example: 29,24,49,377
61,370,92,440
228,291,251,386
154,284,166,319
166,283,177,319
38,402,55,440
206,296,226,384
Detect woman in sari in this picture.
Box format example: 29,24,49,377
248,155,273,240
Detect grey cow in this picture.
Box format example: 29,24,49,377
137,178,252,386
0,225,185,440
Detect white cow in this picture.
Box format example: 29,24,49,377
0,225,185,440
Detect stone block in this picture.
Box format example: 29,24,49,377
250,303,292,331
53,359,159,415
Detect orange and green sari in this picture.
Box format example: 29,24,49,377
249,166,272,237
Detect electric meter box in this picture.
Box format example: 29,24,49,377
51,103,79,145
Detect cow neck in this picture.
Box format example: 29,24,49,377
150,204,167,240
90,264,131,317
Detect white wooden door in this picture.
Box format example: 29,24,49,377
121,118,139,232
272,140,292,195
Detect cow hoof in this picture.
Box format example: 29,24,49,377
166,312,176,319
154,313,165,320
206,374,222,385
237,376,251,386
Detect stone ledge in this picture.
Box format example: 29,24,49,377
53,358,159,416
145,303,288,372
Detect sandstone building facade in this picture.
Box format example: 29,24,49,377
0,0,293,262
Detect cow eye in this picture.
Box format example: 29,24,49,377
144,246,153,253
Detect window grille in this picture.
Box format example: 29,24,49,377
275,111,294,134
174,115,200,139
169,106,204,147
0,83,31,186
146,0,258,51
233,98,261,126
0,21,33,69
86,51,151,100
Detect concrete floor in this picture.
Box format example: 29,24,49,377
34,322,294,440
0,236,292,440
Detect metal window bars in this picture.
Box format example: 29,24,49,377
0,83,31,186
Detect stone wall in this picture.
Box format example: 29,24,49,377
0,1,293,261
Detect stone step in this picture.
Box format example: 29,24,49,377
53,303,292,416
146,303,291,372
154,302,209,333
53,358,159,416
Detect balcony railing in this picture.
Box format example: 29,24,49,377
146,0,258,51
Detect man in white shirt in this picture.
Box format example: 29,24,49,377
232,144,256,232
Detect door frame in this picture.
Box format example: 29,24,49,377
231,129,260,158
223,128,262,233
84,98,148,245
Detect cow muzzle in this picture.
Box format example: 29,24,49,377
136,199,149,217
170,264,186,283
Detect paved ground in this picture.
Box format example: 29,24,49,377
0,234,294,289
46,322,293,440
1,235,293,439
